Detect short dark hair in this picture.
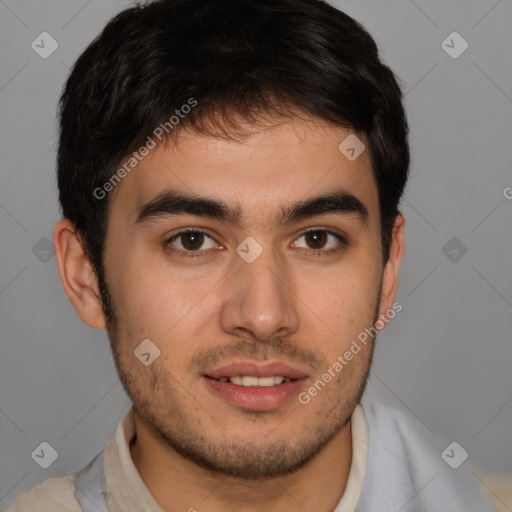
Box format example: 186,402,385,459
58,0,409,298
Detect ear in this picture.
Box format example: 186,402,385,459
53,219,106,329
377,214,405,324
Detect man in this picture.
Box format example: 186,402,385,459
5,0,496,510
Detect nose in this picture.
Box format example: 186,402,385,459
219,242,300,343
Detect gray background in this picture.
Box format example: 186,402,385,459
0,0,511,508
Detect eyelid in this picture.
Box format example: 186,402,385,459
166,228,221,249
167,227,213,242
293,226,348,244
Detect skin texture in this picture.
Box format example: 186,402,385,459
54,114,405,512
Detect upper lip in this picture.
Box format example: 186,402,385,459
205,361,309,380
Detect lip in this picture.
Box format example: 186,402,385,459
205,361,309,380
203,360,309,411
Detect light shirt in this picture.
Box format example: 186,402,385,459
3,397,495,511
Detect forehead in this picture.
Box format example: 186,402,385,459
110,116,379,228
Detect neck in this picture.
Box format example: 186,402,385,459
130,411,353,512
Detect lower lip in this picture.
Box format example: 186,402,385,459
202,377,306,411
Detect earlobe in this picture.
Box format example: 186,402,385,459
53,219,106,329
378,215,405,322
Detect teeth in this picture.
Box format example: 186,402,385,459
220,376,289,387
242,376,259,386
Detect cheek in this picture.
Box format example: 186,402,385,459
300,256,381,329
108,248,219,343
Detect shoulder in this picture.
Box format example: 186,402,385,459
357,396,496,511
2,475,81,512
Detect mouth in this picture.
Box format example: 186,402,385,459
207,375,296,387
202,361,308,411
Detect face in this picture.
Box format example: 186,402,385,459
97,115,398,479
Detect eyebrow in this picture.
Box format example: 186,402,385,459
135,188,369,228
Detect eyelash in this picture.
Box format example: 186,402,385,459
164,228,347,259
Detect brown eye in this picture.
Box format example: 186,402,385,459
291,228,346,256
304,230,328,249
180,231,205,251
167,229,217,254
